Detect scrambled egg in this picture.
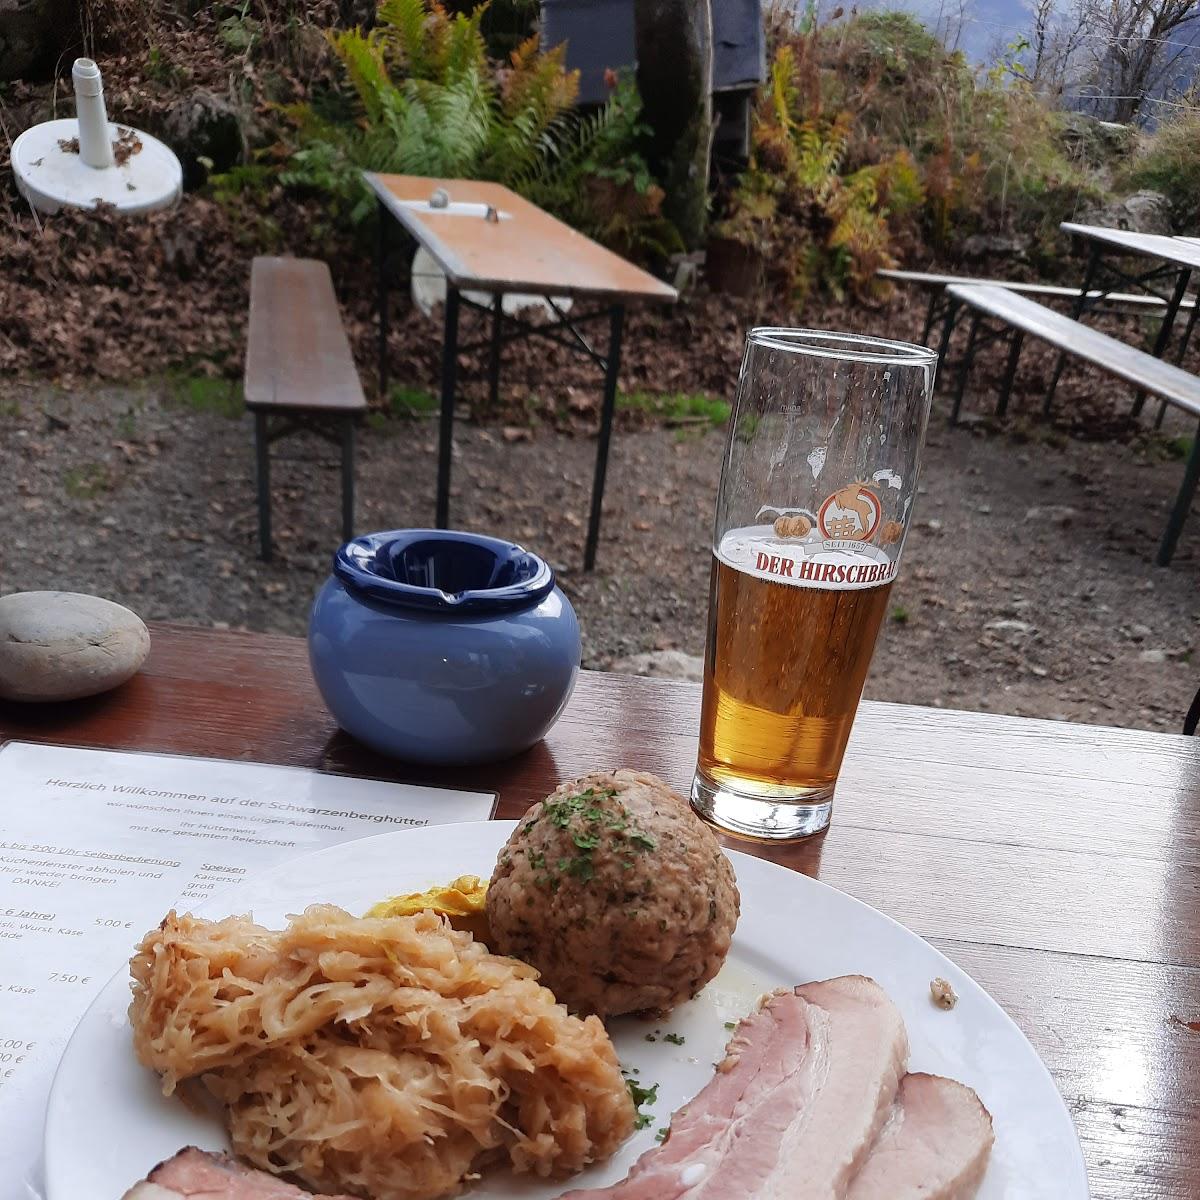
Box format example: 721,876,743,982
366,875,490,942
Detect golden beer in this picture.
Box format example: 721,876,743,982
691,327,935,839
697,553,891,799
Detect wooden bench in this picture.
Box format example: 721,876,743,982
245,257,366,561
944,282,1200,565
879,268,1197,348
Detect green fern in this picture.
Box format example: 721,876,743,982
717,43,909,299
376,0,435,78
284,2,668,259
441,6,488,83
328,28,394,125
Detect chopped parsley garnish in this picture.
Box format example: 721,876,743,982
624,1071,659,1128
663,1032,686,1045
644,1033,657,1042
565,855,595,882
655,1127,669,1143
527,785,658,888
724,1021,737,1030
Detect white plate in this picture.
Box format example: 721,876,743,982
45,821,1088,1199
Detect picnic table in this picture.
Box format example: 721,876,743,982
1055,223,1200,417
2,622,1198,1199
367,174,678,570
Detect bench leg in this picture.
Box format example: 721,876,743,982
919,289,940,346
255,410,272,562
950,313,980,426
584,305,625,572
341,416,356,543
1157,297,1200,429
1046,244,1102,417
1174,292,1200,366
997,330,1024,419
377,197,391,399
1134,267,1191,419
1157,420,1200,567
1043,350,1069,418
436,286,461,529
935,297,960,377
487,294,503,415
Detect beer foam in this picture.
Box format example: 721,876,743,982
717,525,899,592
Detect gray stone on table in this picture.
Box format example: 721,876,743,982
610,649,704,682
0,591,150,702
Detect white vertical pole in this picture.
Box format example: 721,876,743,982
72,58,114,170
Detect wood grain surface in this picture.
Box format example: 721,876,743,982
3,622,1199,1198
1062,222,1200,272
947,283,1200,416
244,257,367,413
367,173,678,303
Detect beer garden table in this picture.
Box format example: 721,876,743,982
2,623,1198,1196
367,173,678,570
1054,222,1200,420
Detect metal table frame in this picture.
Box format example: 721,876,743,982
1045,236,1198,423
937,282,1200,566
374,198,637,573
931,229,1200,431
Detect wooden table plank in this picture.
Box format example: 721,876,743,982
244,257,366,413
4,622,1200,1198
878,268,1196,311
946,283,1200,418
1062,222,1200,273
366,173,678,303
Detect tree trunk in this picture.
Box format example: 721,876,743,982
634,0,713,251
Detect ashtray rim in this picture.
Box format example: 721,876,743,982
332,529,556,614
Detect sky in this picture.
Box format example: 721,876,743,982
823,0,1199,118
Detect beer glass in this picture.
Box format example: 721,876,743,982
691,329,937,840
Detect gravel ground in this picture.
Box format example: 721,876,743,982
1,379,1196,733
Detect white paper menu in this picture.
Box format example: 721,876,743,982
0,740,495,1199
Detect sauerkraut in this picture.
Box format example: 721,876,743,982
129,905,633,1200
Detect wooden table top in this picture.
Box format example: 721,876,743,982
366,173,679,303
1062,222,1200,272
3,622,1199,1199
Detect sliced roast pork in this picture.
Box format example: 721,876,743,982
848,1073,994,1200
561,975,908,1200
121,1147,355,1199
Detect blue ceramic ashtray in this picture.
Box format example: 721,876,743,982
308,530,581,764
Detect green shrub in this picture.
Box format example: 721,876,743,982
523,73,683,261
715,8,1107,294
282,0,675,259
283,0,579,222
1119,107,1200,229
826,11,1100,247
618,390,730,427
714,36,926,301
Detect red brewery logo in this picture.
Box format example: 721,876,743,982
817,483,882,542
